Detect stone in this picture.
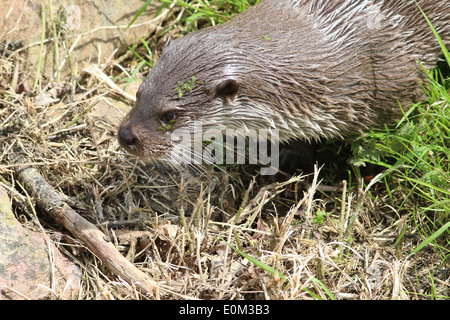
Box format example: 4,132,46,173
0,0,168,81
0,185,80,300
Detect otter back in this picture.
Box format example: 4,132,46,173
118,0,450,160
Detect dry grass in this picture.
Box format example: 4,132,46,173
1,4,448,300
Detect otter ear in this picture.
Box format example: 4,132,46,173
215,79,239,103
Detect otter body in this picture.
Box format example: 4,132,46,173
118,0,450,160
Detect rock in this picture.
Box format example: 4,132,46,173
0,0,168,81
0,186,80,300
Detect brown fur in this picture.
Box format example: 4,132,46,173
118,0,450,159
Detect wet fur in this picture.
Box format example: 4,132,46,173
119,0,450,158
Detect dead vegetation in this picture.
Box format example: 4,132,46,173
0,4,448,300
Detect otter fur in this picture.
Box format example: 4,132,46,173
118,0,450,160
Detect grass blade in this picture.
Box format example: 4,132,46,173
414,0,450,65
310,278,336,300
410,221,450,256
220,237,335,300
127,0,153,29
219,237,287,280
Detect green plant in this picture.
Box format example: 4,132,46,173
175,75,206,99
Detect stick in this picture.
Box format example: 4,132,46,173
12,154,187,299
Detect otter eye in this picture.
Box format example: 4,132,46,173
160,112,177,124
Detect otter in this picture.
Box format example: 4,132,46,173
118,0,449,167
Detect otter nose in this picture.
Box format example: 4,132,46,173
118,124,139,149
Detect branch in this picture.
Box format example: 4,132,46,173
12,154,188,299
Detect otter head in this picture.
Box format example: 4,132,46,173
118,29,242,162
118,19,347,163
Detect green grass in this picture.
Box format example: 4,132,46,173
156,0,260,31
126,0,450,298
350,6,450,263
129,0,259,35
351,68,450,259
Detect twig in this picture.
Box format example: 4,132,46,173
84,65,136,102
11,154,190,299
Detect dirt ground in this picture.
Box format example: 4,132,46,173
1,3,449,300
